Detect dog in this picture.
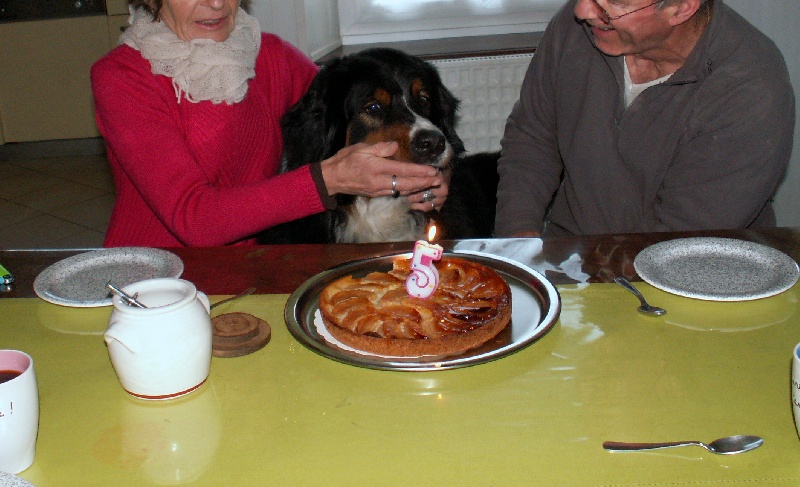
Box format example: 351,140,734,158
257,48,498,244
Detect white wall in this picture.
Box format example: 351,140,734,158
302,0,341,59
248,0,340,60
726,0,800,227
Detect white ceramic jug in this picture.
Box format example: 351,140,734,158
105,278,212,400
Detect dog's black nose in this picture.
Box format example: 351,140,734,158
411,129,446,162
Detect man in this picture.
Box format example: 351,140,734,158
495,0,794,237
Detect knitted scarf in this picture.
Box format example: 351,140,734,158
120,6,260,104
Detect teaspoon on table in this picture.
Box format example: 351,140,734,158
603,435,763,455
210,287,256,310
614,277,666,316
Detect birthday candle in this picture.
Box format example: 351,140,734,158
405,226,443,299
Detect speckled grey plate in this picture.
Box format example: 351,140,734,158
634,237,799,301
34,248,183,307
0,472,34,487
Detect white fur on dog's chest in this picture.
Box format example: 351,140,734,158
335,196,426,243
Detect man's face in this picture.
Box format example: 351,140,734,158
574,0,676,57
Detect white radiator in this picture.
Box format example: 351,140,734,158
431,53,533,154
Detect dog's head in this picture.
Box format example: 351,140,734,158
281,48,465,172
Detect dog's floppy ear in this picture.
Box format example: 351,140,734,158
280,58,350,171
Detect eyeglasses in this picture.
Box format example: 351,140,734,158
590,0,663,22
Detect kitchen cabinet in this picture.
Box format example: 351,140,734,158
107,15,129,49
0,16,110,143
106,0,129,16
106,0,130,47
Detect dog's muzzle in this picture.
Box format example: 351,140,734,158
412,129,448,166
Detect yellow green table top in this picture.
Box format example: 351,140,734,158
3,282,800,486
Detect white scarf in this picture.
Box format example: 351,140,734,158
120,6,261,104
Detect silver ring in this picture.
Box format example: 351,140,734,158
430,201,436,211
422,190,435,202
391,175,399,198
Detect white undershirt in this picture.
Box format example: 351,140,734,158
624,56,673,107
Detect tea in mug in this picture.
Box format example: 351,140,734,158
0,370,22,384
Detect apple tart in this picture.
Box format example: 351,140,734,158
318,256,512,357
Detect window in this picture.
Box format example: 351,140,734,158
250,0,561,59
338,0,564,44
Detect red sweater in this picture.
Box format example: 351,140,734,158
91,34,319,247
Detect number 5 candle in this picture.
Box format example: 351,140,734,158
405,226,443,299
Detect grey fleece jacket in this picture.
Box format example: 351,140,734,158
495,0,794,237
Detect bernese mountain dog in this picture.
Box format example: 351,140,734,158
258,48,498,244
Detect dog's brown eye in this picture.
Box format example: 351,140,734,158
363,101,384,115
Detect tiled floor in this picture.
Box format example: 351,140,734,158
0,138,114,249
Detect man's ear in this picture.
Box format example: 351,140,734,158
668,0,704,26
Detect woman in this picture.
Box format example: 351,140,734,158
91,0,447,246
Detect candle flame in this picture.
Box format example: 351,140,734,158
427,225,437,242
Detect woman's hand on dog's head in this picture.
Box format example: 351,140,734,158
320,142,444,199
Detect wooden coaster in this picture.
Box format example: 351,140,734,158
211,312,271,358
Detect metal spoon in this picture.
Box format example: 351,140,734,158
210,287,256,310
614,277,666,316
106,281,147,308
603,435,763,455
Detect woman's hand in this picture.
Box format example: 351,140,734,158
321,142,444,198
407,166,451,212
